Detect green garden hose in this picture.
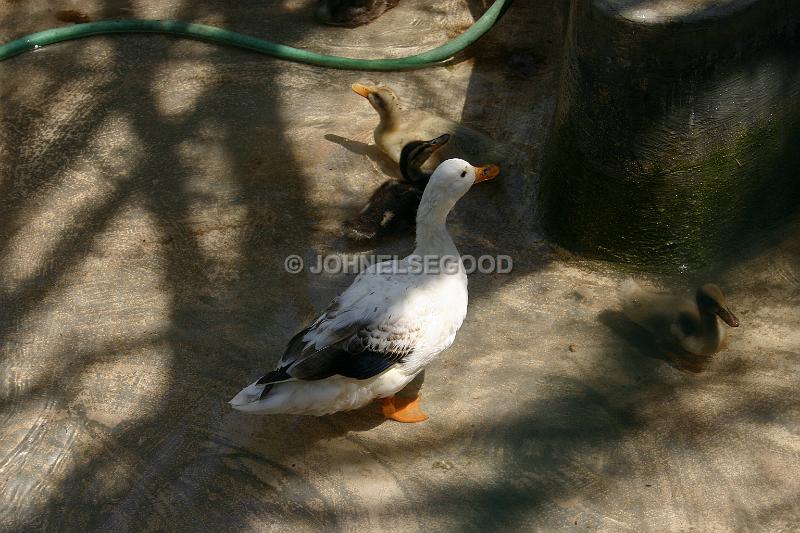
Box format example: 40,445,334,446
0,0,511,70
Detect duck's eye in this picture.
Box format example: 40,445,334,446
460,170,467,178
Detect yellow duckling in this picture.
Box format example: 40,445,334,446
352,82,502,174
619,280,740,360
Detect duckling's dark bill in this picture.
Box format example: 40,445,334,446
352,83,372,98
428,133,451,146
716,307,740,327
474,164,500,183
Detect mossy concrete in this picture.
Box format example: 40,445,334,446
540,0,800,270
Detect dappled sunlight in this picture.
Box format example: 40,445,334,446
174,129,251,281
184,205,248,289
76,38,117,68
0,65,54,107
175,131,238,197
71,340,174,427
0,340,172,525
612,0,758,22
0,111,141,291
129,0,187,19
153,59,219,118
0,197,174,400
0,403,80,526
303,437,420,525
737,305,800,349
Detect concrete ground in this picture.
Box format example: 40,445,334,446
1,0,799,531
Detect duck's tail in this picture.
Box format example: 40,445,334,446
229,368,292,409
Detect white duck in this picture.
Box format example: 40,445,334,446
230,158,500,422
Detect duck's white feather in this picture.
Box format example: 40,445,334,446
229,368,415,415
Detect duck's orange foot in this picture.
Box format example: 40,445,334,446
380,396,429,423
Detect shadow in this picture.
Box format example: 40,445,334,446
324,133,400,178
598,310,675,367
598,309,714,373
456,0,565,247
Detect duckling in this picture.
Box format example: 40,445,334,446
344,134,450,240
351,83,502,175
315,0,400,27
343,181,417,241
619,280,740,358
400,133,451,188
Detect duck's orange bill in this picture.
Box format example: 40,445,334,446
474,164,500,183
352,83,372,98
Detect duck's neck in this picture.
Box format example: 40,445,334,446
698,310,723,352
413,192,458,257
377,105,400,133
402,161,431,188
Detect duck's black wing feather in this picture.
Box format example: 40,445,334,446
256,322,418,399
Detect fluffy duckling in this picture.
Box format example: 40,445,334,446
619,280,740,358
400,134,452,187
230,158,500,421
344,134,450,240
315,0,400,27
352,83,502,174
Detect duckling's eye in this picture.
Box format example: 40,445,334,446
460,170,467,178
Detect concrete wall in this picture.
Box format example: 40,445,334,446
540,0,800,270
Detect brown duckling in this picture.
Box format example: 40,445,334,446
315,0,400,27
344,134,450,240
620,280,740,360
